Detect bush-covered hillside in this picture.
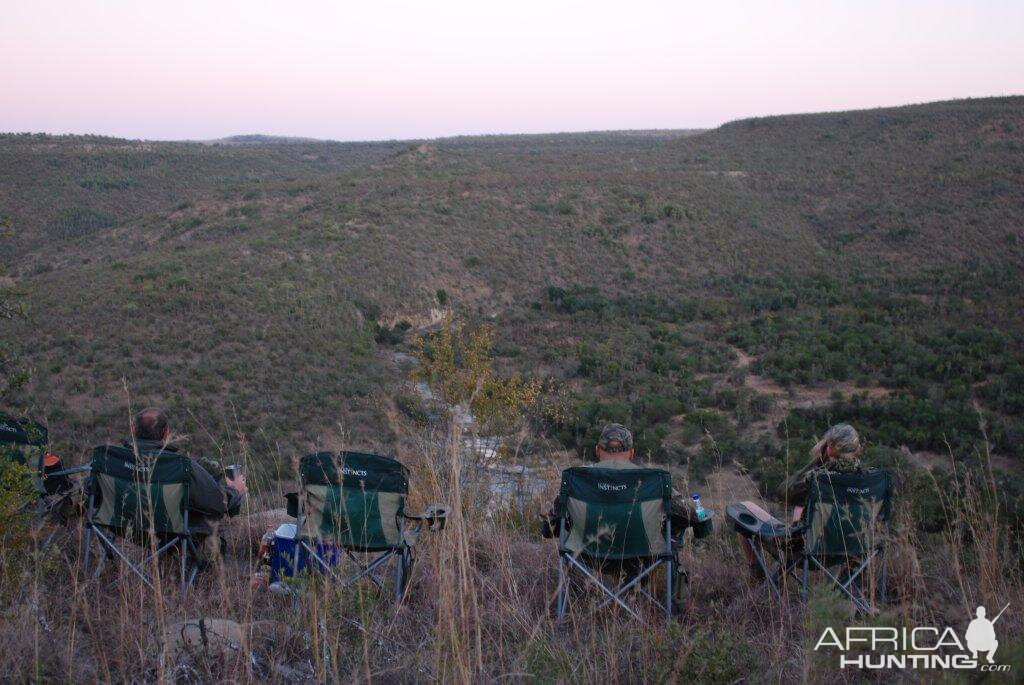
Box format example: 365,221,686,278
1,97,1022,487
2,97,1023,683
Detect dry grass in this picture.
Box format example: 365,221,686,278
3,416,1021,684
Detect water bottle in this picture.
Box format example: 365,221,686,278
692,493,708,521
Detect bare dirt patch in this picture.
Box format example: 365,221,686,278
730,345,891,416
909,448,1023,476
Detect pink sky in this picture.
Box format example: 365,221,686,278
3,1,1022,140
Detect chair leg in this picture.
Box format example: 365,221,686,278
750,543,781,602
565,555,644,623
342,549,394,588
556,554,568,621
107,536,181,592
801,555,809,602
180,536,188,598
38,527,59,556
845,551,879,613
301,542,347,584
394,548,405,604
180,536,201,600
878,548,887,606
82,493,96,579
181,510,192,599
92,526,155,590
810,556,872,613
82,523,94,579
665,520,672,623
665,558,673,624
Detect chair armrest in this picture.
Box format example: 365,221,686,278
42,464,91,478
284,492,299,518
403,504,449,531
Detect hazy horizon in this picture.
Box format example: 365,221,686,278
4,1,1023,141
6,94,1024,144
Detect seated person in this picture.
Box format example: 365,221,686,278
541,423,701,545
125,408,247,564
735,423,866,578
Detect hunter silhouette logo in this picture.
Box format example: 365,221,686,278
814,603,1011,672
966,604,1008,664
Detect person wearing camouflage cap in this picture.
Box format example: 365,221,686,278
540,423,699,536
595,423,633,454
122,408,247,563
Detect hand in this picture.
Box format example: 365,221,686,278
809,438,827,465
226,473,248,496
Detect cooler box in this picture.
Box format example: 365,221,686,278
269,523,341,583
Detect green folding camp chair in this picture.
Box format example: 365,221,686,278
291,451,447,602
81,444,200,595
554,466,681,625
0,413,48,468
728,469,892,612
800,469,892,611
2,412,92,557
2,413,49,507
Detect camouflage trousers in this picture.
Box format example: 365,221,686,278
191,522,227,568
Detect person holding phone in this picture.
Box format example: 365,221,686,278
125,408,248,565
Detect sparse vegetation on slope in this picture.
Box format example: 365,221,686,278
1,97,1022,681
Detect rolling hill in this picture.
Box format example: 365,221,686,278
2,96,1023,683
1,97,1022,477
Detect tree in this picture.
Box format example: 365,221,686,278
413,311,539,434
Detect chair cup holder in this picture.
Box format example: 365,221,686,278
692,518,713,539
423,505,449,531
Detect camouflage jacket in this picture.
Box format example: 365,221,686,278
777,454,867,506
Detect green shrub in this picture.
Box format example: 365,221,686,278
0,459,34,593
50,207,117,238
684,627,758,683
78,174,134,190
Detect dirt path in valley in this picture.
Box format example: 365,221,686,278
728,346,1024,476
729,345,891,414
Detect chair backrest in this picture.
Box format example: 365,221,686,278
558,466,672,560
298,451,409,551
0,413,47,467
88,445,191,535
803,469,892,556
